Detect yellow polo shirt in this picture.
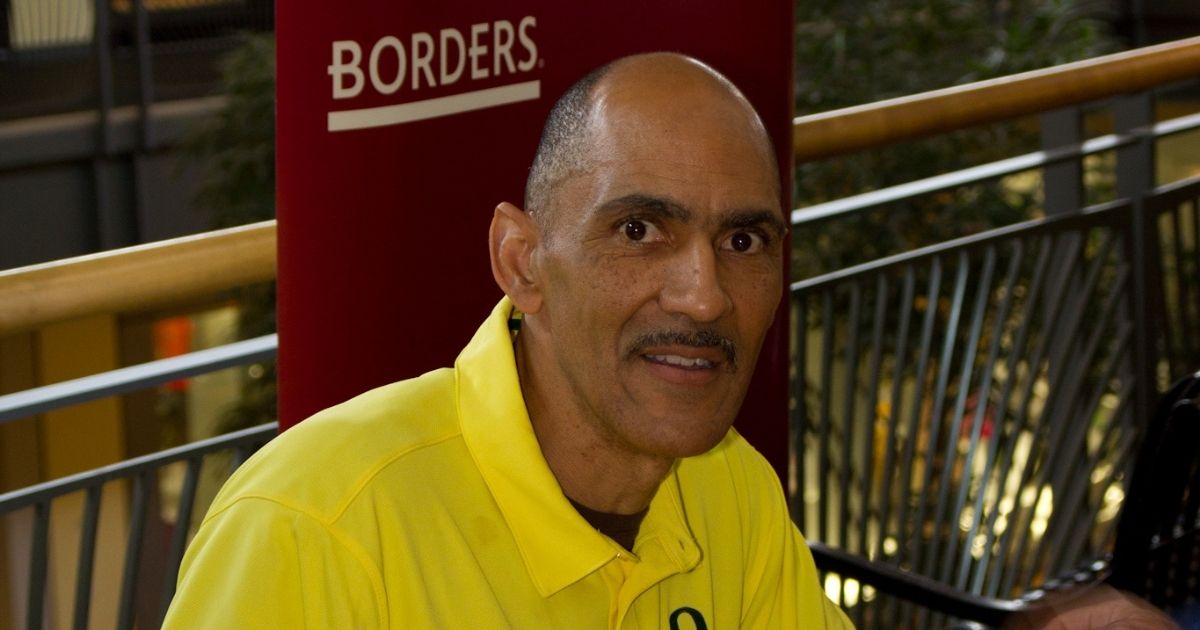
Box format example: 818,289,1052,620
164,299,851,629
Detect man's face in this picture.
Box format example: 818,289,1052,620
530,78,785,462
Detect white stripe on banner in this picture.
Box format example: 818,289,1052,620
327,80,542,132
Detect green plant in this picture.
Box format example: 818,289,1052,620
182,32,277,433
792,0,1118,279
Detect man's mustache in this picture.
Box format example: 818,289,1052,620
627,330,738,370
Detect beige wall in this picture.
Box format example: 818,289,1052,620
0,316,130,630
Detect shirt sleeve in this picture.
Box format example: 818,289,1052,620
162,497,386,629
738,453,855,629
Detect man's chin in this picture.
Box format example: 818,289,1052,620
632,415,736,460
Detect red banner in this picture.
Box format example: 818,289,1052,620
276,2,794,474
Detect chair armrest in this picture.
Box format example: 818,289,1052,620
808,541,1032,627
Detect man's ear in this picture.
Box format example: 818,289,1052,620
489,202,543,314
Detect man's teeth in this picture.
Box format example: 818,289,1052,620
646,354,714,369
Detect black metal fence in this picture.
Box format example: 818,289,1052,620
0,334,276,629
791,93,1200,628
0,422,275,629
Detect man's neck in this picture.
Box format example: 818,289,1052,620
515,332,673,515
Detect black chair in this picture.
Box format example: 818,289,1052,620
1107,370,1200,616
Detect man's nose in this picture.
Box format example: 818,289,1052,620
659,241,733,323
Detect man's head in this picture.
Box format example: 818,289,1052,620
490,53,785,468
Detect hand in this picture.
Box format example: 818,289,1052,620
1004,585,1177,629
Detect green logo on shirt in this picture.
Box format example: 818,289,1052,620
668,607,708,630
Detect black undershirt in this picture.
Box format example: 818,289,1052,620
567,497,648,552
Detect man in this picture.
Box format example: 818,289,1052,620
162,53,849,627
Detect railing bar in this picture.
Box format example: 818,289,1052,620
230,445,254,471
1054,379,1136,576
159,457,203,625
860,273,890,562
1100,445,1139,562
1155,210,1184,375
1097,408,1139,554
1170,207,1189,372
982,233,1085,597
838,280,861,558
818,289,835,544
995,236,1098,593
929,245,998,581
1043,234,1113,399
896,257,943,565
1192,198,1200,365
910,250,971,573
117,473,150,630
93,0,113,157
1151,110,1200,139
967,235,1054,592
1022,238,1123,583
132,0,154,149
792,133,1131,226
1005,236,1122,593
1032,268,1132,564
877,266,915,568
1146,175,1200,210
1032,321,1133,581
790,199,1127,293
854,276,892,628
945,242,1023,586
792,292,811,528
1116,92,1159,445
0,334,278,425
1039,240,1124,480
1096,375,1136,468
72,485,103,630
1174,202,1199,368
0,423,276,513
26,501,49,630
1056,369,1128,580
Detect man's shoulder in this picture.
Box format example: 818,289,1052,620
205,366,465,522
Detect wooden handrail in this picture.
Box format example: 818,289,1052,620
793,36,1200,161
0,221,276,335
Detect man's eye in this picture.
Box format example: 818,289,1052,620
622,219,661,242
725,231,765,253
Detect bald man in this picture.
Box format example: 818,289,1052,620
164,53,851,628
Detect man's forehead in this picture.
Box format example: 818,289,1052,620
583,69,779,195
587,157,779,201
527,52,781,227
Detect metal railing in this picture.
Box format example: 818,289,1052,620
789,38,1200,630
0,321,276,628
792,184,1200,626
0,422,275,629
0,334,276,424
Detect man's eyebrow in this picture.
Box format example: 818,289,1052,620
726,209,789,239
596,194,692,222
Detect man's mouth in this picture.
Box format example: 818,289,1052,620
644,354,716,369
628,330,737,372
